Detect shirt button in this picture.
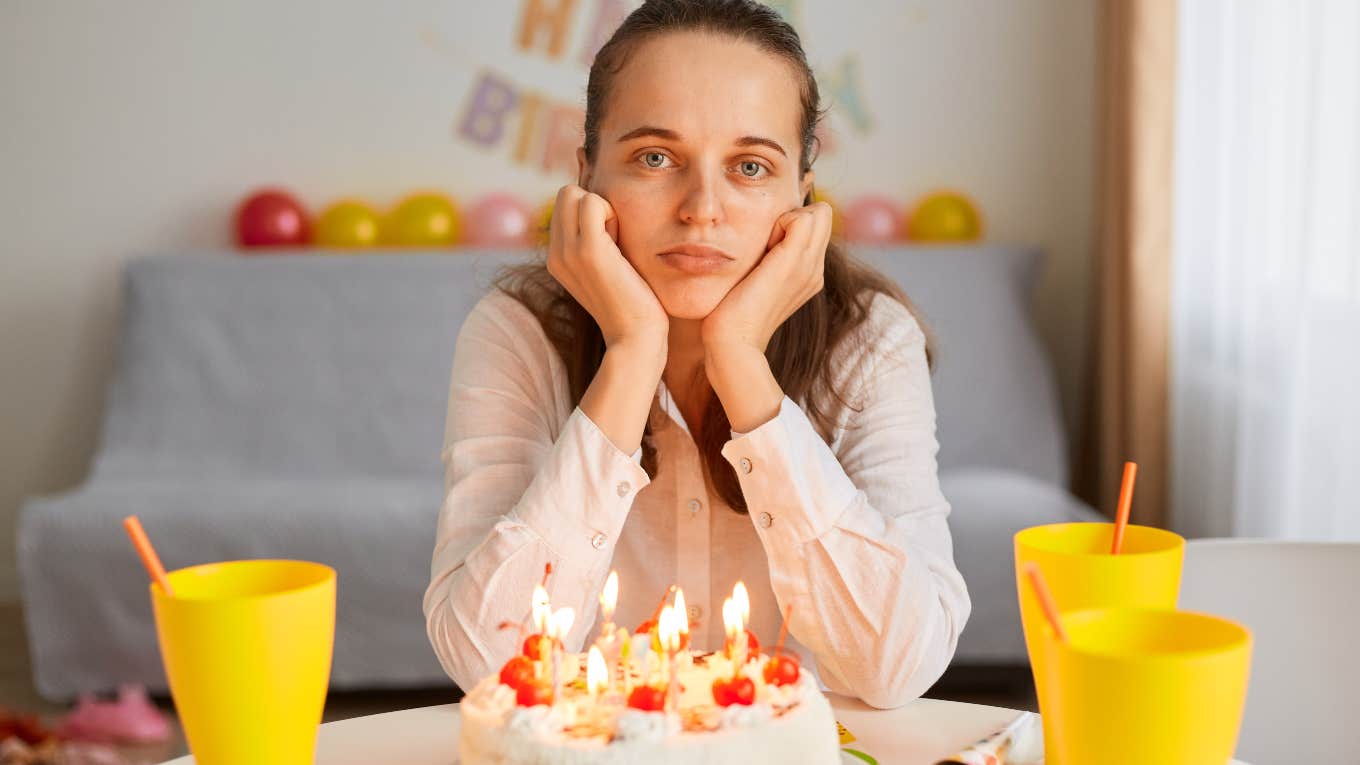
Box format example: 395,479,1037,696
758,512,773,529
591,531,608,549
616,481,630,497
687,604,702,623
739,457,753,474
687,498,702,515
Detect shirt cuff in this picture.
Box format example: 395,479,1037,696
512,407,651,560
720,396,860,545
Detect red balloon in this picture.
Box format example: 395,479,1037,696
235,189,311,248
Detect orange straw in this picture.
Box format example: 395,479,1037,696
1023,563,1067,643
1110,461,1138,554
122,516,174,597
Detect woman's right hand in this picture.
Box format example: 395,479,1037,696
546,185,669,352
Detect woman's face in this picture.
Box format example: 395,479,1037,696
578,32,815,320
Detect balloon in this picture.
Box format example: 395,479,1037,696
465,193,533,248
384,192,461,247
843,195,903,244
234,189,310,248
314,200,382,249
810,188,845,238
532,198,555,247
906,190,984,242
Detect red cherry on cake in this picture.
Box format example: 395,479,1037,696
729,675,755,705
627,685,667,712
499,655,536,690
763,654,801,686
515,681,553,707
522,633,558,661
712,677,732,706
712,675,755,706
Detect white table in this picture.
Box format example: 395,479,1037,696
161,696,1251,764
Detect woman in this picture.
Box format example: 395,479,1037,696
424,0,970,709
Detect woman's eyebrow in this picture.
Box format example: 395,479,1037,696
615,126,787,158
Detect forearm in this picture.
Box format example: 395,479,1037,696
705,343,784,433
579,337,666,455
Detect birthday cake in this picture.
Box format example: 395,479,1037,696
457,575,841,764
457,644,840,764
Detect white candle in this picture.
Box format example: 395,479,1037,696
548,606,575,710
658,605,681,714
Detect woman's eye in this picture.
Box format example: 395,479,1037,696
738,161,767,178
642,152,669,168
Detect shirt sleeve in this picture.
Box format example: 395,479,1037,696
423,292,650,692
718,296,971,709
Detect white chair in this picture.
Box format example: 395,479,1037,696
1179,539,1360,764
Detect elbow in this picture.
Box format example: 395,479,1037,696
423,579,492,694
857,587,971,710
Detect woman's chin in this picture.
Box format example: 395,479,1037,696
655,287,725,321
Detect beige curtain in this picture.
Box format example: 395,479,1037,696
1079,0,1178,526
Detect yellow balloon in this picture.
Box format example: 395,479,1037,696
314,200,382,249
384,192,461,247
906,190,984,242
811,188,845,238
532,198,554,247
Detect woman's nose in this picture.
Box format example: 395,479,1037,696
678,166,723,226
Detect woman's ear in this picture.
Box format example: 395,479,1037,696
799,170,817,206
576,147,592,190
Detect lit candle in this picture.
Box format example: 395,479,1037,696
733,582,750,625
657,605,681,714
531,584,552,681
600,570,619,627
722,597,746,676
587,645,608,701
674,587,690,648
733,582,750,671
595,570,622,693
548,606,575,711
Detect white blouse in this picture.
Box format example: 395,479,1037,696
423,288,971,709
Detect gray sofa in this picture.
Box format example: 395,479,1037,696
17,245,1100,701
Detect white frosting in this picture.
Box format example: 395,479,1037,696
506,704,565,739
613,710,680,742
719,701,772,728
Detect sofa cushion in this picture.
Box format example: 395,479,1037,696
856,246,1068,486
18,476,446,699
941,468,1104,663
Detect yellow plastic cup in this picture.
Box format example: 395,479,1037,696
1041,607,1252,765
150,559,336,765
1014,522,1184,763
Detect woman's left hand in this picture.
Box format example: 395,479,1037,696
701,201,834,356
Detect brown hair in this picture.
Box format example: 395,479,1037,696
494,0,934,512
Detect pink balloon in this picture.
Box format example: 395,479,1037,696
465,193,533,247
843,195,903,244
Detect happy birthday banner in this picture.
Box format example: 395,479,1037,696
451,0,875,177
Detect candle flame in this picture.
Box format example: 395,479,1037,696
600,570,619,616
733,581,750,625
587,645,607,695
657,605,680,652
674,587,689,634
531,584,551,634
549,606,575,640
722,597,740,641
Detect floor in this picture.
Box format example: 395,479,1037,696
1,601,1035,761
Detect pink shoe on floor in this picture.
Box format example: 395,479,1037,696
55,684,173,744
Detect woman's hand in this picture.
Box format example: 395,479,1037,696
700,201,833,432
701,201,833,355
546,184,669,356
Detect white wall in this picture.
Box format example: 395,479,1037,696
0,0,1096,601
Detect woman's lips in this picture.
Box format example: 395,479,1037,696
657,245,733,274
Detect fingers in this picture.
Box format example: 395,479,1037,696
577,192,616,245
